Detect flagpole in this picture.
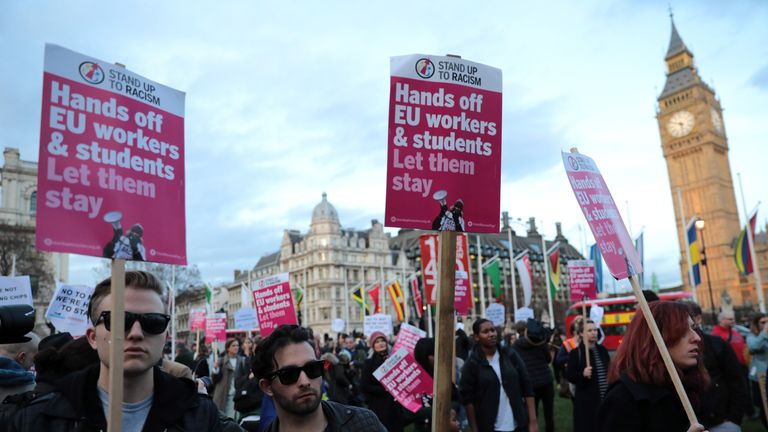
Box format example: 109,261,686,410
738,174,765,313
380,262,386,316
170,266,176,361
303,268,309,327
508,227,519,321
361,265,366,321
344,266,349,332
542,234,555,325
677,187,699,303
476,236,487,315
401,247,409,323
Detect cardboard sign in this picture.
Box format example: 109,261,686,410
0,276,33,307
205,313,227,343
393,323,427,354
514,307,534,323
234,307,258,330
454,270,471,316
252,273,298,338
563,152,642,279
364,314,393,337
189,308,206,331
485,303,505,327
36,44,186,264
373,347,434,413
568,259,597,302
385,54,503,233
45,283,95,336
420,233,471,305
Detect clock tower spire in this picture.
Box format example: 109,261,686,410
656,16,744,310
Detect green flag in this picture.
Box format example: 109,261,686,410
484,259,501,298
204,283,213,312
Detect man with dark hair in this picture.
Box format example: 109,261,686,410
253,324,385,431
8,271,242,431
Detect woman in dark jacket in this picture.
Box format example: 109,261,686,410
361,331,405,432
459,319,538,432
597,301,709,432
565,319,610,432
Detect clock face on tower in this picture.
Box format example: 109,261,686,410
667,110,696,138
711,108,723,134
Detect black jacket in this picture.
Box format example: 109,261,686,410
512,337,553,388
266,400,385,432
459,345,534,432
597,374,691,432
6,365,242,432
361,353,405,432
565,343,610,432
699,332,747,426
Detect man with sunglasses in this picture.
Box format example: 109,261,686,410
7,271,243,432
253,324,385,431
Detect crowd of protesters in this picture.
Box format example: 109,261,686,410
1,272,768,431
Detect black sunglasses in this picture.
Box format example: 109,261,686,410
95,311,170,335
268,360,326,385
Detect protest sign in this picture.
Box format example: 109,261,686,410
568,259,597,303
252,273,298,338
514,307,534,323
35,44,186,264
590,304,605,328
364,314,393,337
45,283,95,336
454,270,470,316
0,276,33,307
485,303,505,326
331,318,345,333
420,233,471,304
234,307,258,330
393,323,427,354
373,347,434,413
205,313,227,343
562,151,642,279
189,308,206,331
385,54,502,233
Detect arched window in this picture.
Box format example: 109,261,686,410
29,191,37,214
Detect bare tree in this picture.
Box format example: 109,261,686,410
0,223,54,297
93,260,203,292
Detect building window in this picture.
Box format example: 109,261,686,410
29,191,37,214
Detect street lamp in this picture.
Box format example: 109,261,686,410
695,219,716,324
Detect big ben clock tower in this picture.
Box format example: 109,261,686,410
657,16,744,308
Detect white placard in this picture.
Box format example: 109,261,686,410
485,303,505,327
364,314,393,337
234,307,258,330
45,283,95,336
589,304,605,328
331,318,345,333
514,307,535,323
0,276,33,307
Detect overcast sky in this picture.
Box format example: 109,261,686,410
2,1,767,290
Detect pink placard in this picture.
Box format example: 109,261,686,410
454,270,471,316
372,347,434,413
563,152,642,279
568,260,597,303
35,44,186,264
252,273,298,338
205,313,227,343
385,55,502,233
392,323,427,354
420,233,471,305
190,309,206,331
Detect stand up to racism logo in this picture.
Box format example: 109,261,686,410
414,58,435,79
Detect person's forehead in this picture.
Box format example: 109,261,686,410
274,342,315,368
98,286,164,314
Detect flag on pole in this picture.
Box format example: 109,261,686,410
483,259,502,298
589,244,603,294
387,280,406,321
685,218,702,286
351,285,371,315
547,245,560,299
368,283,382,313
635,232,645,288
735,210,758,276
514,251,533,307
240,282,251,308
204,283,213,313
410,277,423,319
294,287,304,309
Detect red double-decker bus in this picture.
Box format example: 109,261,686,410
564,291,692,350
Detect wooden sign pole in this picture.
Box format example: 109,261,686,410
628,273,698,426
107,258,126,432
581,298,590,369
431,231,457,431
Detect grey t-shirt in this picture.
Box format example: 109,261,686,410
97,386,153,432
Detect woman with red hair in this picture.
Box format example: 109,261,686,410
597,301,709,432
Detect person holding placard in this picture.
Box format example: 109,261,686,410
597,301,709,432
459,318,538,432
565,319,609,432
361,331,406,432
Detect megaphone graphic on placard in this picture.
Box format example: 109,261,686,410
103,211,123,230
432,190,447,206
